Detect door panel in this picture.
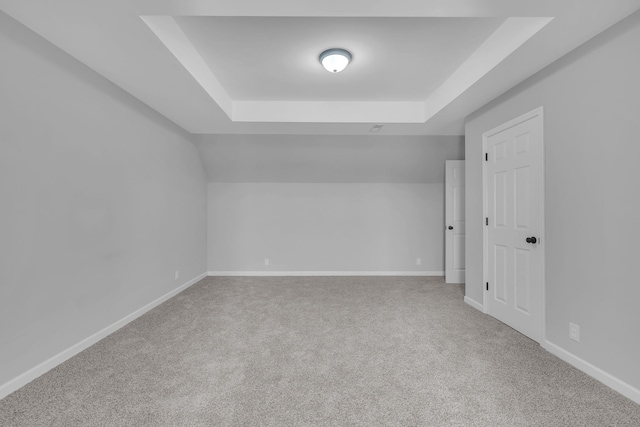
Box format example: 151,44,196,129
445,160,465,283
494,244,508,303
485,109,544,343
494,171,507,227
514,167,530,229
514,248,530,313
453,235,465,270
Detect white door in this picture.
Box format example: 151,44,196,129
445,160,465,283
484,107,544,343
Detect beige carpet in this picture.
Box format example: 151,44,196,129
1,276,639,426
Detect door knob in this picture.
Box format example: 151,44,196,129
526,236,538,244
448,226,453,230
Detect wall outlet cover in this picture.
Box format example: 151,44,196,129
569,322,580,342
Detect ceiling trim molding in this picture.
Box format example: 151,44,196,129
141,15,233,117
133,0,561,18
422,17,552,122
233,101,426,124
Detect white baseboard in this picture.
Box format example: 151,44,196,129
207,271,444,277
542,340,640,405
0,272,207,400
464,296,484,312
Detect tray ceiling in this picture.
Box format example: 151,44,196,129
1,0,639,134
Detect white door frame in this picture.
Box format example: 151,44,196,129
482,106,546,343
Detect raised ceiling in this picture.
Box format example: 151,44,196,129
175,17,504,102
1,0,640,135
144,14,548,124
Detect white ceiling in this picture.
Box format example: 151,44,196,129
1,0,640,135
175,17,503,102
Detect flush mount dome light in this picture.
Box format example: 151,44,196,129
319,48,352,73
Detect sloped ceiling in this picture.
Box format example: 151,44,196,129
196,135,464,183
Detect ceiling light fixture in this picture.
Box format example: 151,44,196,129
319,48,352,73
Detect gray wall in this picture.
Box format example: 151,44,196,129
200,134,464,273
465,11,640,389
208,183,444,272
0,12,207,387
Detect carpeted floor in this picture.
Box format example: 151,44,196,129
1,276,639,426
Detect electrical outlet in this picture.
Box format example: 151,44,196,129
175,270,179,280
264,258,269,266
569,322,580,342
416,258,422,266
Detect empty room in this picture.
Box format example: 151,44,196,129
1,1,640,425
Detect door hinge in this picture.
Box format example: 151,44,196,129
485,217,489,226
486,282,489,291
485,153,488,161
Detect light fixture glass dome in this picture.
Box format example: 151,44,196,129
319,48,352,73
